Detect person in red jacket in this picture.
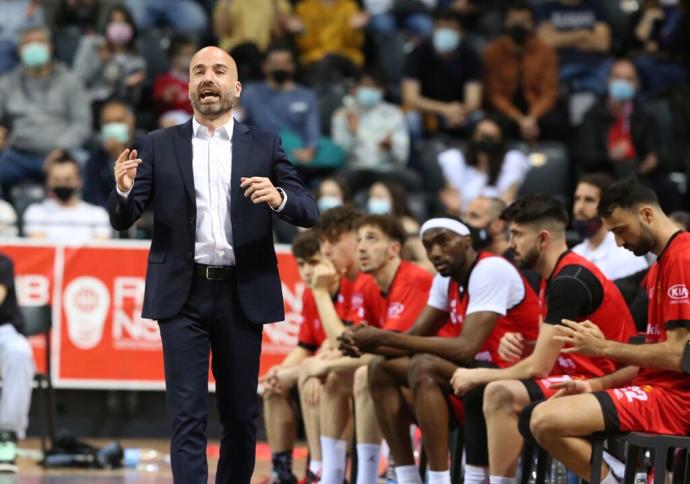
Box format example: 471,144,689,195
528,180,690,484
152,34,196,121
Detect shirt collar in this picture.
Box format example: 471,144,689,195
192,116,234,140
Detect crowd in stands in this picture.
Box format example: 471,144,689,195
1,0,690,482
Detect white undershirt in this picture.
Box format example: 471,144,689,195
572,231,649,280
427,256,525,316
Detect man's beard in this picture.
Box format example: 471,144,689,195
625,225,656,256
517,245,540,269
190,90,239,117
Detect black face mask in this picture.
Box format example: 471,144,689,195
508,25,529,45
472,137,503,155
270,69,291,85
53,186,76,202
467,223,493,250
572,218,603,239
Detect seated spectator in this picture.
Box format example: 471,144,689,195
316,177,351,212
632,0,688,92
0,200,18,237
332,68,409,171
0,0,44,75
571,173,648,280
241,43,344,169
437,118,530,215
23,152,111,242
293,0,366,76
0,25,91,197
483,2,561,143
213,0,294,54
72,5,147,106
152,34,196,121
83,99,145,208
577,58,681,211
44,0,109,34
123,0,208,40
363,0,433,39
402,9,482,138
536,0,612,95
0,252,35,475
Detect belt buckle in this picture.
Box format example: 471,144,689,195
205,266,223,280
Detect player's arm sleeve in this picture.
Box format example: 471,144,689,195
544,266,603,324
466,257,519,316
427,274,450,311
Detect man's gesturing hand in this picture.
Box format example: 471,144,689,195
240,177,283,209
114,149,142,192
553,319,608,356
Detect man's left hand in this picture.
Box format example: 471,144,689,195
241,177,283,209
342,324,385,354
450,368,481,396
553,319,608,356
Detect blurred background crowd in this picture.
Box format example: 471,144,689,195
0,0,689,246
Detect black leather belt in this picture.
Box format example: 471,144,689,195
194,264,235,280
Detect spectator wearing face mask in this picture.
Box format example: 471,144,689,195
23,151,111,241
83,99,145,208
316,177,350,213
0,201,18,237
0,0,44,75
483,2,561,143
570,173,648,280
332,68,411,190
153,34,197,121
0,25,91,197
402,9,482,138
241,43,344,169
72,5,147,106
577,58,681,211
437,117,531,215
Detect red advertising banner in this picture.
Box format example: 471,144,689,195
0,240,303,389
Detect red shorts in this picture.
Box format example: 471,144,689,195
522,375,581,401
594,385,690,436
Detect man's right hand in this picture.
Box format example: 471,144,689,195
498,331,525,363
114,148,142,193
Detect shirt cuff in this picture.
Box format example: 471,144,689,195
272,187,287,213
116,184,132,199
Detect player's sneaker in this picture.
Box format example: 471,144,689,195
0,431,18,473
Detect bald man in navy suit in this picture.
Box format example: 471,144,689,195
108,46,318,484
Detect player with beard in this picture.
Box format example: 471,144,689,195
340,217,541,484
525,181,690,484
449,194,636,484
303,215,432,484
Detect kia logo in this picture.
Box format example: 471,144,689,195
668,284,689,300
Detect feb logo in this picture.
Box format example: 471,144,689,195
668,284,689,300
388,302,405,318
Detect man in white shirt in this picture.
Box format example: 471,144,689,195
570,173,648,280
23,151,111,242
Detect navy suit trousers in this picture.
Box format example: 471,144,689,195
159,272,263,484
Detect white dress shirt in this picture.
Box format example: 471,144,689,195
118,117,287,266
572,231,649,281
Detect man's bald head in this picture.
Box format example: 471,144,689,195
188,46,241,120
190,46,238,80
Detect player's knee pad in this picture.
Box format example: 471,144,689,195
517,400,543,445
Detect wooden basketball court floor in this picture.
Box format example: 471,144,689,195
12,438,309,483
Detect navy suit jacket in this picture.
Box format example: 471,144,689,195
107,120,318,323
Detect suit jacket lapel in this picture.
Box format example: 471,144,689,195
173,120,195,211
231,121,252,219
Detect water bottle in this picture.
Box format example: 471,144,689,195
633,471,647,484
123,448,170,472
549,460,567,484
385,452,397,484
